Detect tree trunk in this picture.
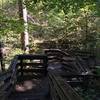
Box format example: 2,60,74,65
18,0,29,52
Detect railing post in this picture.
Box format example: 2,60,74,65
44,56,48,75
0,42,5,72
20,59,23,78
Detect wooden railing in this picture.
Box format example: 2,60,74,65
65,50,95,57
48,70,100,100
0,56,18,100
0,54,48,100
0,52,99,100
64,50,96,68
44,49,90,74
48,71,84,100
17,54,48,80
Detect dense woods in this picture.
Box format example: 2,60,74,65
0,0,100,63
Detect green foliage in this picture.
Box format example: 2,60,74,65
25,0,100,51
0,0,24,39
0,0,100,58
25,0,99,15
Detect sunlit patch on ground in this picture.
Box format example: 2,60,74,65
15,80,38,92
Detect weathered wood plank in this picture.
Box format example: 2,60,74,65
17,62,45,66
0,71,11,81
17,54,48,60
49,72,84,100
48,78,59,100
0,81,12,91
18,68,46,73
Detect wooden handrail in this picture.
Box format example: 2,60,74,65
0,54,48,99
17,54,48,60
44,49,92,74
0,55,18,100
48,71,84,100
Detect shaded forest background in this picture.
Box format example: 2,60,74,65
0,0,100,67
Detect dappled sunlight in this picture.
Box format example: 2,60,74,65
15,85,25,92
15,80,37,92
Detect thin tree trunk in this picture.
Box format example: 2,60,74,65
18,0,29,52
